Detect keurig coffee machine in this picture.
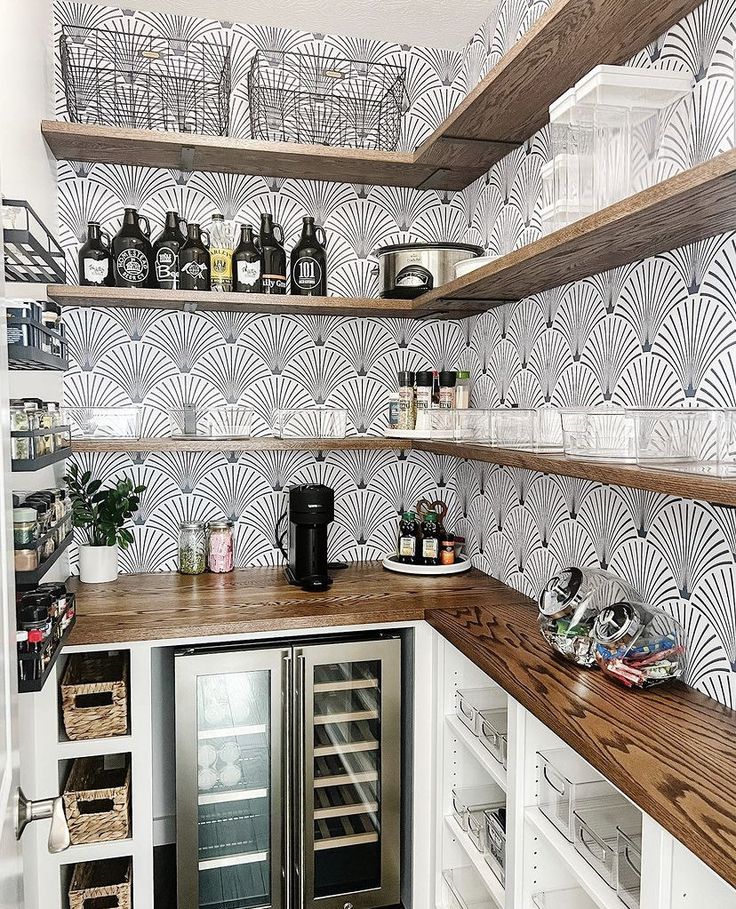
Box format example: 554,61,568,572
285,484,334,591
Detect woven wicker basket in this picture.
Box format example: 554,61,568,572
68,857,132,909
63,754,130,845
61,653,128,740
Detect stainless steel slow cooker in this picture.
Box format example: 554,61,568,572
373,242,485,298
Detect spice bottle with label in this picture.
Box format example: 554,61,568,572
79,221,114,287
209,213,235,292
440,533,456,565
397,511,420,564
179,224,211,291
439,371,457,409
113,208,154,288
398,371,416,431
415,371,434,432
290,217,327,296
233,224,262,293
420,511,440,566
153,210,187,289
455,370,471,409
259,213,287,295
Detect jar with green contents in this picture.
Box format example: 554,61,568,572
179,522,207,575
13,508,38,546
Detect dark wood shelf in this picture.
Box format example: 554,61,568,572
15,531,73,588
46,285,485,320
41,0,701,191
414,149,736,308
70,437,409,453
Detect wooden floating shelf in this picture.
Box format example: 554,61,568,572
413,148,736,308
71,437,736,506
46,285,484,320
40,0,702,191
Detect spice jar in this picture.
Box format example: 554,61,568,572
7,302,36,346
398,371,416,431
440,534,456,565
14,544,39,573
179,522,207,575
17,596,52,682
593,601,686,688
37,583,69,644
439,371,457,409
538,567,642,667
455,370,471,409
13,508,38,546
42,302,62,354
207,521,234,573
415,371,434,432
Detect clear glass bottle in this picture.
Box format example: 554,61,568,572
207,521,235,573
455,370,471,409
178,522,207,575
398,370,416,431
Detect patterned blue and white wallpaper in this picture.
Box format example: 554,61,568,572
55,0,736,706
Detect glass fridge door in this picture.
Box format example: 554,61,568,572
297,638,401,909
175,647,289,909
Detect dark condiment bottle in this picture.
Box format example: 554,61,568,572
440,533,456,566
78,222,113,287
420,511,441,566
259,213,287,295
291,216,327,296
397,511,420,564
153,210,187,289
18,596,52,682
179,223,211,291
113,208,154,288
233,224,262,293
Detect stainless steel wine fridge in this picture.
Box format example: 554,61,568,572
175,635,402,909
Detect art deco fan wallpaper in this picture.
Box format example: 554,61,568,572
55,0,736,707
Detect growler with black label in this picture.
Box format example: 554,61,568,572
179,223,211,292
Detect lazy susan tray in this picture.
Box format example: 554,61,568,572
382,554,472,576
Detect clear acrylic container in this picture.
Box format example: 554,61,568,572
561,407,636,461
617,824,642,908
573,799,642,887
424,409,455,439
593,600,686,689
456,687,504,735
491,408,563,452
452,783,505,835
538,566,643,668
537,748,616,842
477,708,508,768
442,866,496,909
483,806,506,885
64,407,142,440
532,888,599,909
454,410,493,442
629,408,724,466
169,406,255,439
275,408,347,439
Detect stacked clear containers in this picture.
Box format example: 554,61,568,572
456,687,508,768
538,567,643,667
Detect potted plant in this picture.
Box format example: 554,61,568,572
64,463,146,584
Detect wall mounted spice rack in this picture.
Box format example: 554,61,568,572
18,613,76,694
8,342,69,372
2,198,66,284
7,312,68,371
15,530,73,589
12,437,71,473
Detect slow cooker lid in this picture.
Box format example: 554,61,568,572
373,242,485,256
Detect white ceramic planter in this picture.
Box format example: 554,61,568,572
78,543,119,584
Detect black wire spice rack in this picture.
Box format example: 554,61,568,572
59,25,232,136
248,50,408,151
2,199,66,284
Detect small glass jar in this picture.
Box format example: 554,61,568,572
538,567,642,667
178,522,207,575
10,434,33,462
593,601,686,688
207,521,235,574
397,371,416,431
439,370,457,409
42,302,62,352
455,370,471,409
15,544,39,573
13,508,38,546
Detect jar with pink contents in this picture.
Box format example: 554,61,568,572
207,521,234,573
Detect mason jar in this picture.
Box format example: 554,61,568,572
207,521,235,574
178,522,207,575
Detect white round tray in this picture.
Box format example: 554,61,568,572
382,554,472,576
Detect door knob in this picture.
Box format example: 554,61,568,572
16,787,71,853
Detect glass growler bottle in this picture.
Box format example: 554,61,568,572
209,213,236,292
153,211,187,290
233,224,262,293
179,224,211,291
112,208,154,288
290,216,327,295
78,221,113,287
259,213,287,295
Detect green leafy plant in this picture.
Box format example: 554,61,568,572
64,462,146,549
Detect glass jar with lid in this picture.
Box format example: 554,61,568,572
538,567,642,667
13,508,38,546
593,601,686,688
207,521,235,573
178,522,207,575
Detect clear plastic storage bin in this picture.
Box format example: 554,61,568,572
561,408,636,461
491,408,563,452
617,823,642,908
477,708,508,768
483,806,506,885
532,888,599,909
537,748,615,841
64,407,142,440
275,408,347,438
457,687,504,735
454,410,493,442
452,783,505,836
168,406,255,439
573,798,642,887
629,408,724,466
442,866,496,909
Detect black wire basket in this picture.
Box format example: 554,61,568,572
59,25,232,135
3,198,66,284
248,50,407,151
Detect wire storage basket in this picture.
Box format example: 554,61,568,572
59,25,232,135
248,50,407,150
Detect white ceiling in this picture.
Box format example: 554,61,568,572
84,0,489,50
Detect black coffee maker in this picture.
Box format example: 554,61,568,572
285,484,334,591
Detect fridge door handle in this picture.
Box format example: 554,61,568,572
296,652,306,909
282,651,292,909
